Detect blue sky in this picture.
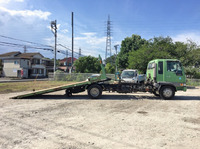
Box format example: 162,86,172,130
0,0,200,59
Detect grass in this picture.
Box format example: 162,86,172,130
0,81,75,94
186,79,200,87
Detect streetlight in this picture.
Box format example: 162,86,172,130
50,20,57,73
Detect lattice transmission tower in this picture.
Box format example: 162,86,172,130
105,15,112,63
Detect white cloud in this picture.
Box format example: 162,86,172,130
0,0,24,7
44,31,107,58
81,32,96,36
57,24,61,30
172,32,200,45
0,7,51,20
0,0,10,5
61,29,69,33
0,0,24,4
15,0,24,2
75,32,105,45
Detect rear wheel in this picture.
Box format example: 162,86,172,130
88,85,102,99
159,86,175,100
65,89,72,97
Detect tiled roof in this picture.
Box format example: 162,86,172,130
16,53,43,58
59,57,77,63
0,51,21,57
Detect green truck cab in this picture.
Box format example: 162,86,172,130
146,59,187,99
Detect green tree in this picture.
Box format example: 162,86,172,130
105,63,115,74
128,36,174,73
74,56,101,73
184,41,200,67
116,34,146,69
105,55,116,64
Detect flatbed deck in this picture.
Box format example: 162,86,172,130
11,80,91,99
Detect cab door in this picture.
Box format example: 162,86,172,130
165,61,183,83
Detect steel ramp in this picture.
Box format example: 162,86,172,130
10,80,90,99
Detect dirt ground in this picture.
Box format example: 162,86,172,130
0,87,200,149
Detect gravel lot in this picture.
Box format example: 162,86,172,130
0,87,200,149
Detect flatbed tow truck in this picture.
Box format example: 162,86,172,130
11,55,187,100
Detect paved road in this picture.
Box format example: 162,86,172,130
0,87,199,149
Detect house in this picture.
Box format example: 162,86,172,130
58,57,77,72
0,51,53,78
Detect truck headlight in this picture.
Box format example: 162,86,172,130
180,83,186,86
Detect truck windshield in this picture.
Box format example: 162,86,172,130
167,61,182,72
121,71,135,78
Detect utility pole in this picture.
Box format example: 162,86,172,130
71,12,74,72
114,44,119,72
24,46,27,53
79,48,81,58
51,20,57,73
66,50,68,72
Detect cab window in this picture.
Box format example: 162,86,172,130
158,61,163,74
167,61,182,75
121,71,135,78
147,62,155,69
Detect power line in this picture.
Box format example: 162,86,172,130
0,34,86,57
57,44,85,57
0,41,82,59
0,34,53,48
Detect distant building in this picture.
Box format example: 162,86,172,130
0,51,53,78
58,57,77,72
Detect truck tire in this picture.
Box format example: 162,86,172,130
65,89,72,97
159,86,175,100
88,84,102,99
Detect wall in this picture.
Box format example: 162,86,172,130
30,54,46,77
3,59,21,77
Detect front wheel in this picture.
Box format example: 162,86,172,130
159,86,175,100
87,85,102,99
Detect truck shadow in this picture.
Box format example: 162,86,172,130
173,96,200,100
22,94,137,100
17,94,200,101
19,94,159,100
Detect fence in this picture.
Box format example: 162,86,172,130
48,72,115,81
186,78,200,86
48,73,200,86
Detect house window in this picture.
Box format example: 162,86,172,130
41,69,44,74
31,69,38,74
32,59,40,64
37,59,40,64
14,61,19,65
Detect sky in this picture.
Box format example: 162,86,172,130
0,0,200,60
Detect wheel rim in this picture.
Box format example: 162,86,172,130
163,88,173,98
90,88,99,97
